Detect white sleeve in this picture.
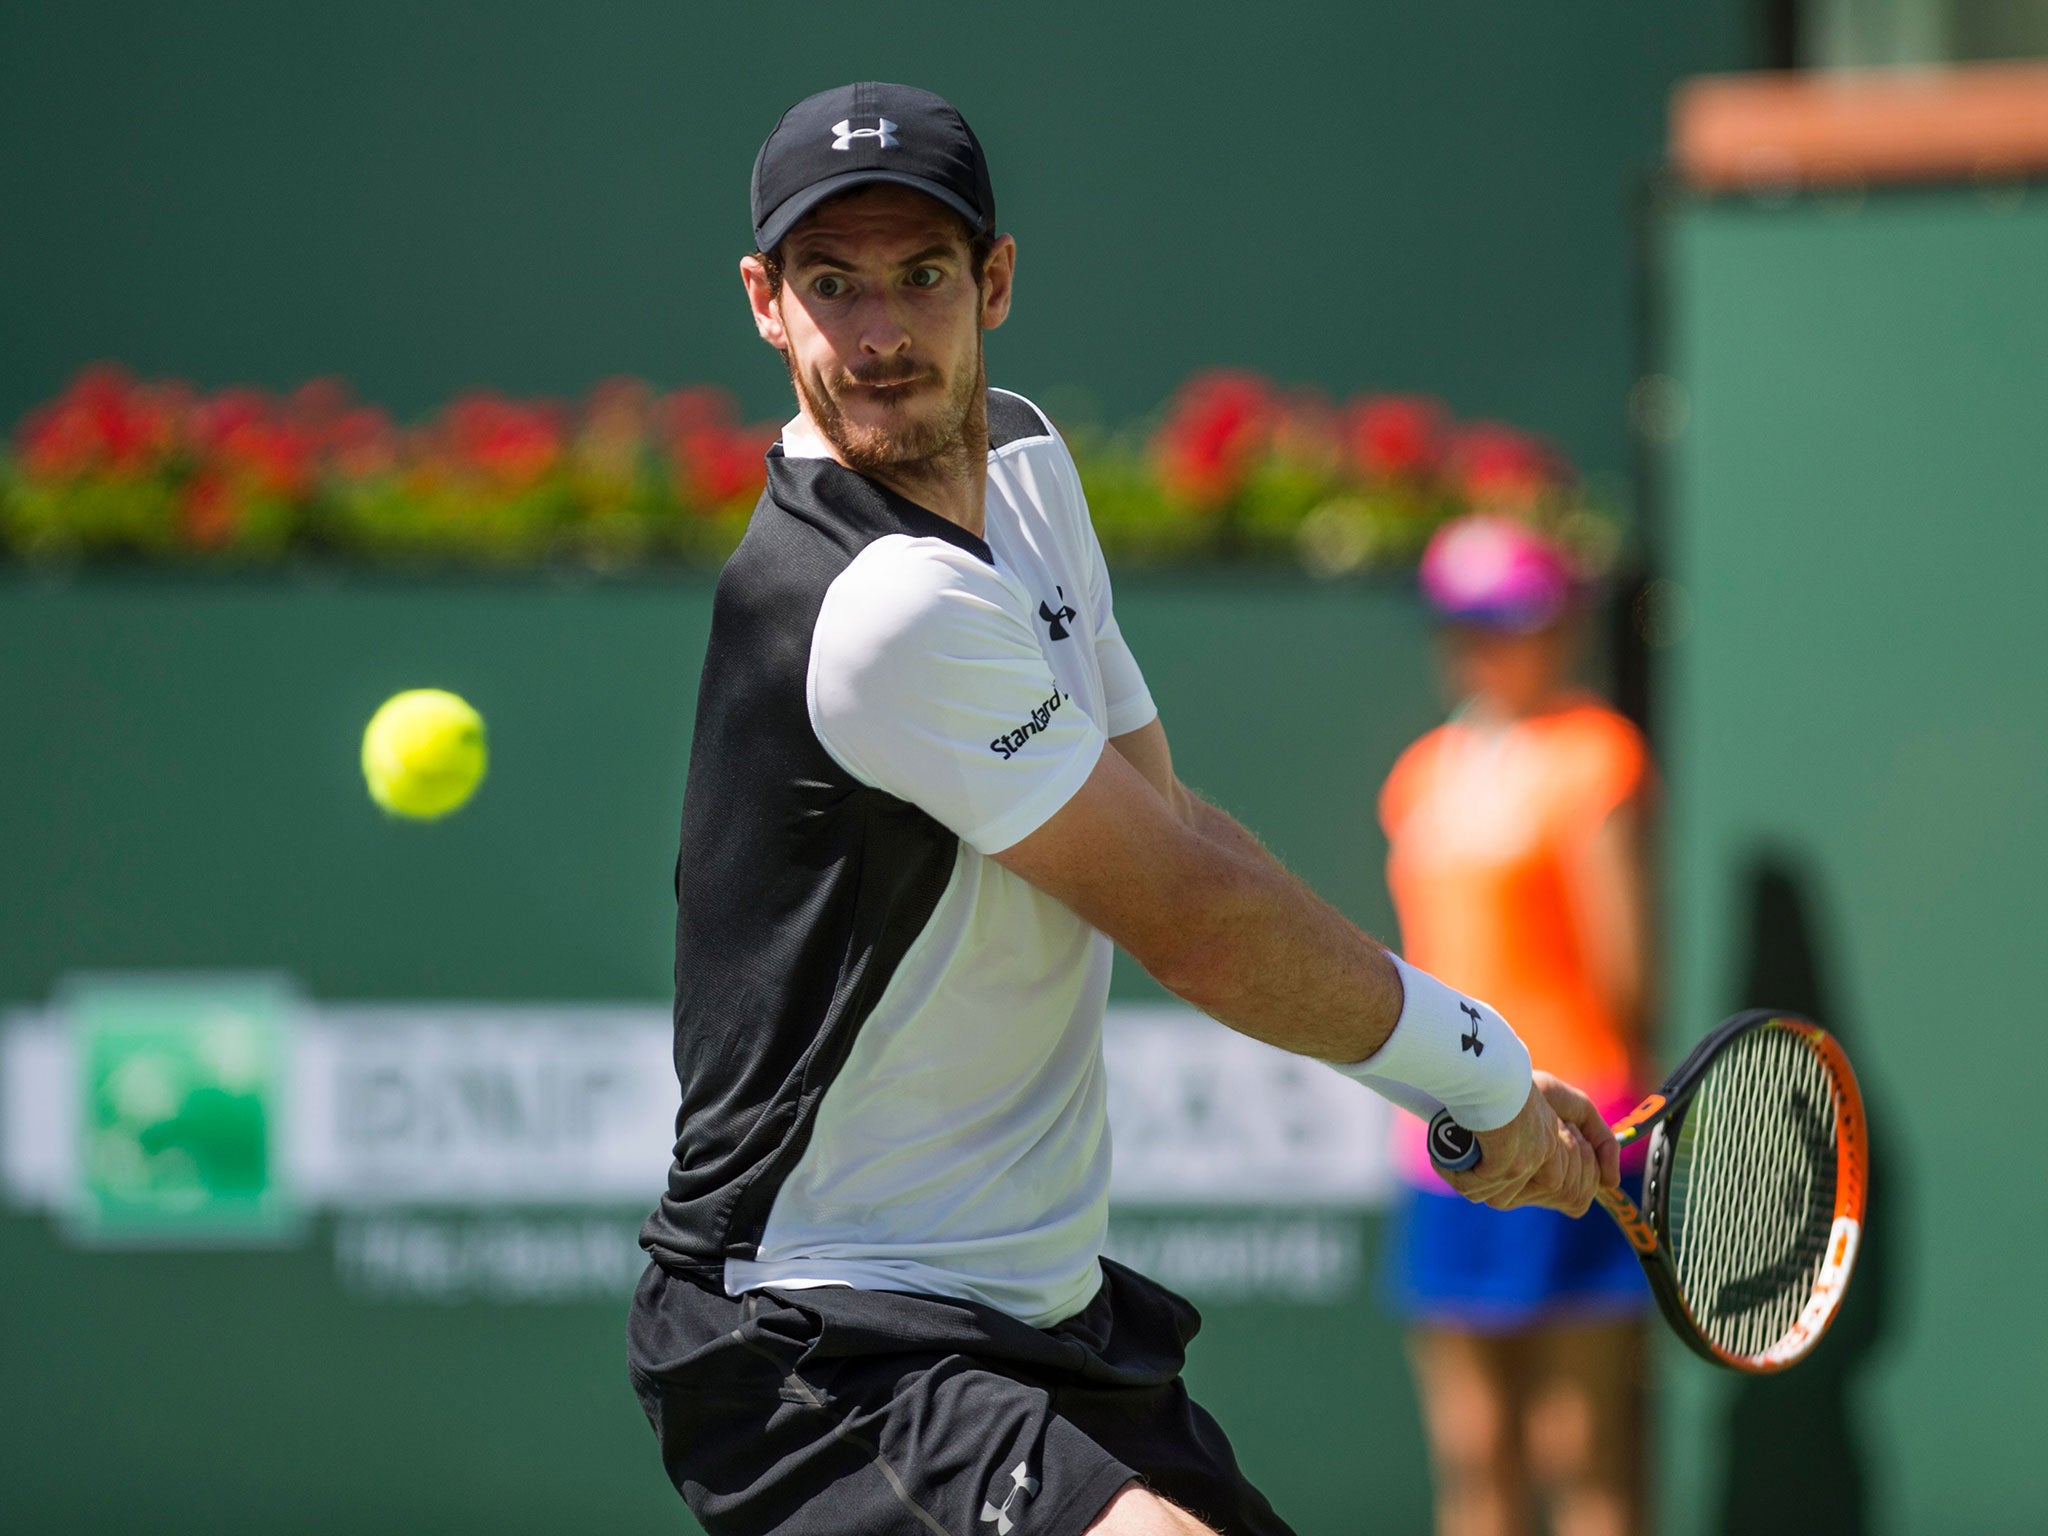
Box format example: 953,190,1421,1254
1051,433,1157,738
1092,579,1157,739
807,535,1106,855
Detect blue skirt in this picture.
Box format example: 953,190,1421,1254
1381,1176,1650,1332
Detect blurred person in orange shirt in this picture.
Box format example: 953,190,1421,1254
1379,515,1653,1536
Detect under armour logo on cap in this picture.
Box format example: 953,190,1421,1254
751,82,996,253
831,117,897,151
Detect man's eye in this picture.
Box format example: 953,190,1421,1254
813,275,848,299
907,266,943,289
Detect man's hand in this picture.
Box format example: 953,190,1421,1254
1440,1073,1622,1217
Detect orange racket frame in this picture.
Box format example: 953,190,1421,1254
1432,1010,1869,1373
1619,1012,1868,1371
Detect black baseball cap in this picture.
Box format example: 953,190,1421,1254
750,82,996,254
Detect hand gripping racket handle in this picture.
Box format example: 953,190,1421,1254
1427,1110,1482,1172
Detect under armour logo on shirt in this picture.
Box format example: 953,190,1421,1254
1039,587,1077,641
1459,1001,1484,1056
980,1461,1040,1534
831,117,898,151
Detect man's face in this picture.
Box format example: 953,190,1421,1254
742,185,1014,476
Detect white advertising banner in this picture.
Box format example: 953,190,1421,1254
1,977,1396,1299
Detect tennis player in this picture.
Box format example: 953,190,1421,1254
629,82,1620,1536
1380,515,1654,1536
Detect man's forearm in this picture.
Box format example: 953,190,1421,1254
1000,742,1532,1128
1156,789,1404,1064
1184,792,1312,893
1169,786,1533,1130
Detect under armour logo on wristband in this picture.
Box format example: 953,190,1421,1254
980,1461,1039,1533
1459,1001,1484,1056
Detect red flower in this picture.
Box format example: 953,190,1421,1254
1448,422,1565,510
1342,394,1447,483
437,392,566,488
192,389,315,500
180,468,246,547
16,366,187,479
655,388,773,510
287,376,353,429
321,406,400,478
1152,371,1277,510
279,378,391,473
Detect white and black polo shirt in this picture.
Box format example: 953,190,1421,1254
640,388,1156,1328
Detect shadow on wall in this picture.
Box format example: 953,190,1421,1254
1714,851,1902,1536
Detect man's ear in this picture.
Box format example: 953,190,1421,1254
740,254,788,351
979,235,1017,331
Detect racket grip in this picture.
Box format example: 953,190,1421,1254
1428,1111,1482,1172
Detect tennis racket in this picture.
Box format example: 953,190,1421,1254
1427,1010,1868,1373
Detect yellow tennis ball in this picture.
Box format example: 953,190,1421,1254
361,689,488,820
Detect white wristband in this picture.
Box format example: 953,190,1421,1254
1331,953,1533,1132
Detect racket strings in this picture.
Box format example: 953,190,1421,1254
1665,1025,1839,1361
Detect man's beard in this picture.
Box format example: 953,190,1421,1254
789,338,987,482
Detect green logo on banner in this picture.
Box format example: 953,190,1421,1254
71,975,297,1244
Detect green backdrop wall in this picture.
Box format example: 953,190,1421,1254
0,573,1451,1534
0,2,1751,483
1661,186,2048,1536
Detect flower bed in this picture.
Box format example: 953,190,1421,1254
1,366,1618,576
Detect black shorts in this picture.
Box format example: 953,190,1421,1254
626,1257,1296,1536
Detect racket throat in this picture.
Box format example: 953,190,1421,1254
1597,1184,1660,1255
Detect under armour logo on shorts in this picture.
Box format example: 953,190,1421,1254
831,117,898,151
980,1460,1039,1533
1459,1001,1484,1056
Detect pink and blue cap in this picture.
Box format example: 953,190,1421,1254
1419,514,1580,633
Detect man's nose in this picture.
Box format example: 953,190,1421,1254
853,291,913,355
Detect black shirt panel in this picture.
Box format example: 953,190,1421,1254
640,453,962,1272
988,388,1054,450
769,450,994,565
